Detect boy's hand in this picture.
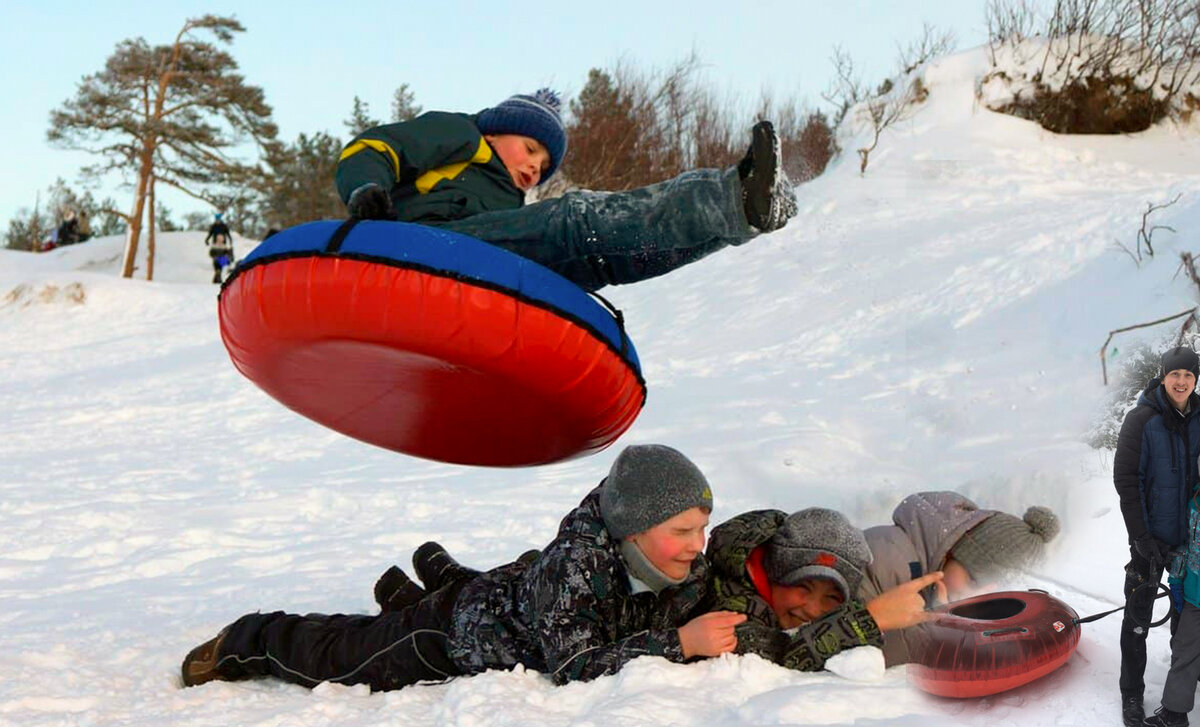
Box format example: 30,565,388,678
678,611,747,658
347,183,398,221
867,572,946,631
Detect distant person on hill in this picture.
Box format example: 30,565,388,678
205,213,233,284
335,88,798,292
1114,346,1200,727
855,491,1059,666
56,210,80,246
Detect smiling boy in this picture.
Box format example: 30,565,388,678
335,88,797,291
704,508,940,672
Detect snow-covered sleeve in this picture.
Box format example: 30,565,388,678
526,547,684,685
733,601,882,671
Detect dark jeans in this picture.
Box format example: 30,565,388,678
1121,545,1178,695
439,168,754,291
216,581,464,691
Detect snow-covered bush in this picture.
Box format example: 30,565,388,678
980,0,1200,133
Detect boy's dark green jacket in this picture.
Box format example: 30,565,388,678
335,111,524,224
705,509,883,671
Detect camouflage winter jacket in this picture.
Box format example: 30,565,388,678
705,509,883,671
335,111,524,224
446,485,709,684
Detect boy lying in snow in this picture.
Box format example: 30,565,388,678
182,445,742,689
335,88,798,292
857,491,1060,666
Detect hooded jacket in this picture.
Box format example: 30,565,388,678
1114,379,1200,546
705,509,882,671
856,491,994,665
335,111,524,225
446,485,708,684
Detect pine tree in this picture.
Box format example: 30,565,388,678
47,15,276,279
391,83,422,122
344,96,380,136
256,132,347,229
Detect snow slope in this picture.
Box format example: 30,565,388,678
4,48,1200,726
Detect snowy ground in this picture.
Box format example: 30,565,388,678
4,48,1200,726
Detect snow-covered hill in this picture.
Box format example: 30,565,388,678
3,49,1200,726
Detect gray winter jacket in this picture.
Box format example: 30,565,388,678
856,491,993,665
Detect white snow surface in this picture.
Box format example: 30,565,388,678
4,47,1200,725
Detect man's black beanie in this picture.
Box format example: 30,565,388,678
1161,346,1200,378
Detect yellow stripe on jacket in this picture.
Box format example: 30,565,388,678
339,139,402,180
414,138,493,194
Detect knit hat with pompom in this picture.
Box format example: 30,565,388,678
950,506,1060,582
476,88,567,184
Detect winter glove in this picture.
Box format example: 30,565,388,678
346,183,397,221
1134,534,1172,565
1172,581,1185,613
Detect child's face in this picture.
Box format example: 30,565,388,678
485,134,551,191
942,557,991,601
628,506,710,581
769,577,846,629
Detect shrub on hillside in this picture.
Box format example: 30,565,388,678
981,0,1200,134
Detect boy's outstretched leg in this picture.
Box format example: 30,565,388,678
180,581,465,691
439,122,798,291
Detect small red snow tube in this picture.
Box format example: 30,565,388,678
909,590,1080,698
218,219,646,467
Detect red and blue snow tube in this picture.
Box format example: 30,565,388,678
218,219,646,466
909,590,1080,698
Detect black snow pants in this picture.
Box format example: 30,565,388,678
214,580,464,691
1120,545,1180,696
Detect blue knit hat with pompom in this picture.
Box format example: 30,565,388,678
477,88,567,184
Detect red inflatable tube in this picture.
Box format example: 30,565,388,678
219,256,645,466
909,590,1080,698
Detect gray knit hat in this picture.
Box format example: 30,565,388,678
950,506,1060,582
599,445,713,539
763,508,872,600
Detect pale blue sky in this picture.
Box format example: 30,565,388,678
1,0,991,226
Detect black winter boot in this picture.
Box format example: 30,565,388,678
181,629,239,687
738,120,797,233
373,565,426,613
1144,706,1189,727
1124,693,1146,727
413,541,481,592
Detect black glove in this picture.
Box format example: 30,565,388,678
346,183,397,221
1134,533,1172,564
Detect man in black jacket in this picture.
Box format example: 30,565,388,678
1114,346,1200,726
